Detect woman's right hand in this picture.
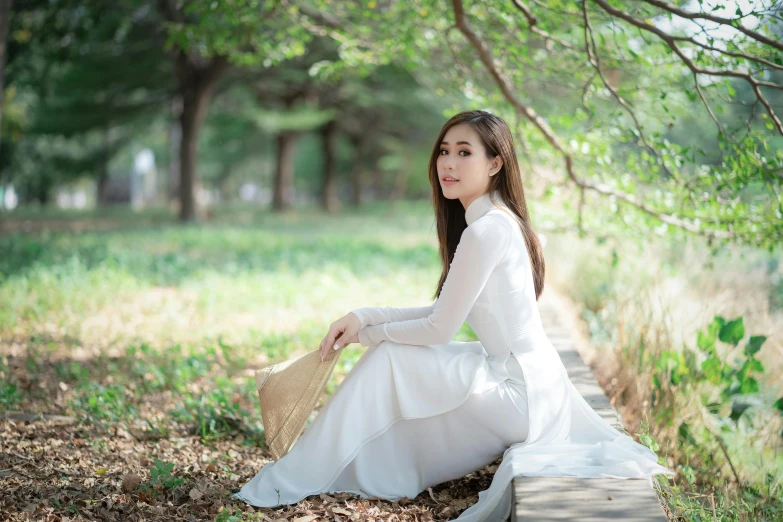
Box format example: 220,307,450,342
319,312,361,362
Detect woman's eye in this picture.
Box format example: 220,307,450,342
439,150,470,156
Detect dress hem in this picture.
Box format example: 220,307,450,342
232,378,520,508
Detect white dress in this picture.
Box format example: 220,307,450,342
233,190,675,521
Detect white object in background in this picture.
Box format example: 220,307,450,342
72,190,87,209
240,183,258,202
1,184,18,210
131,149,157,211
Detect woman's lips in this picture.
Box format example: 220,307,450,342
442,177,459,185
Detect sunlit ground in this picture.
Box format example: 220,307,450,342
0,201,500,520
1,200,781,520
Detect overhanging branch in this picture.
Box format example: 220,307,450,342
450,0,734,240
591,0,783,135
643,0,783,52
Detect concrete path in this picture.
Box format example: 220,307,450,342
510,291,669,521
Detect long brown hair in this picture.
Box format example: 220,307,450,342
429,110,545,301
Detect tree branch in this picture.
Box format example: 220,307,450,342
591,0,783,135
668,35,783,73
511,0,579,50
642,0,783,52
582,0,677,179
450,0,734,240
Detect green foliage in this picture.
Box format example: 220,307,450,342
139,458,186,495
297,0,783,249
126,343,211,394
0,356,21,408
649,314,782,514
651,315,775,427
553,232,782,519
4,0,172,199
170,378,251,441
69,383,138,424
215,508,243,522
164,0,313,67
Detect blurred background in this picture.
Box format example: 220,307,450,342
0,0,782,520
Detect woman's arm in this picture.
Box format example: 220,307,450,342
356,217,512,347
349,302,437,329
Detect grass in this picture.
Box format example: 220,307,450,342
546,231,783,521
0,201,496,521
3,199,780,520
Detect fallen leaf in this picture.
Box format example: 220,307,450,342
122,474,142,492
189,488,203,500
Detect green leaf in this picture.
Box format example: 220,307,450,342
708,317,724,339
718,317,744,346
639,433,660,452
697,329,715,352
678,422,698,446
721,378,742,398
744,335,766,356
741,358,764,374
705,401,723,414
701,355,722,384
774,397,783,413
739,376,758,394
680,464,697,484
729,401,751,422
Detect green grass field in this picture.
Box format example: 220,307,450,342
0,202,494,521
1,201,780,521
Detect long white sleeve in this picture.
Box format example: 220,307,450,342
357,217,512,347
350,301,437,329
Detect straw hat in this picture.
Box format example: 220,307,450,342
255,343,345,461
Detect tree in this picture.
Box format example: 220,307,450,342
293,0,783,250
157,0,317,221
4,0,172,204
0,0,13,145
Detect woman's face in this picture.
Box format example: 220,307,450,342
436,123,503,210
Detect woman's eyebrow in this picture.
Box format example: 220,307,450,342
440,141,473,146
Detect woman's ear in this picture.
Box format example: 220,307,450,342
490,156,503,176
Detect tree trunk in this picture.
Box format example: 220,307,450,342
389,152,413,201
36,179,50,205
321,119,339,213
168,95,182,204
272,130,297,212
217,164,232,203
370,150,386,200
96,171,109,207
176,56,227,223
0,0,12,147
389,168,409,201
348,133,370,207
96,123,111,207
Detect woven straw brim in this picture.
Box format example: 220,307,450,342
255,345,344,461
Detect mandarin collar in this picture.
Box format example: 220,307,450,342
465,190,503,225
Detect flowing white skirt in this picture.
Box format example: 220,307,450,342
233,331,674,522
233,339,529,509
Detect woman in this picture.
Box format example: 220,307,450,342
232,110,674,521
